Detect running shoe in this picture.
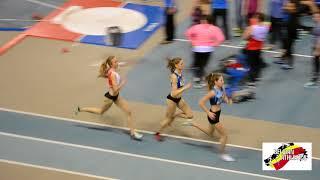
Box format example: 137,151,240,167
131,132,143,141
304,82,319,88
154,132,164,141
220,154,236,162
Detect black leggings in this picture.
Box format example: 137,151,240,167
165,8,175,41
193,52,211,80
282,36,295,66
270,17,284,45
245,49,262,82
212,9,229,40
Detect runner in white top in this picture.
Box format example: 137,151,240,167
75,56,143,140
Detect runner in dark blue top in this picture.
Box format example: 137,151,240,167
173,71,184,88
155,57,193,141
182,73,235,161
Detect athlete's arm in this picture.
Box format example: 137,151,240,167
110,73,126,94
170,74,191,97
199,91,216,119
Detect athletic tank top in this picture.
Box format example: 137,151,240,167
209,87,224,105
107,69,121,87
246,25,269,50
172,71,184,88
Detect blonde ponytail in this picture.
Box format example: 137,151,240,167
98,56,115,78
206,73,223,90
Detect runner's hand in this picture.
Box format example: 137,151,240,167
208,111,216,119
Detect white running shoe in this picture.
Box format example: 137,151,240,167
220,154,236,162
131,132,143,141
304,82,319,88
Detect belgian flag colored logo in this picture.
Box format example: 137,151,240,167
264,143,308,170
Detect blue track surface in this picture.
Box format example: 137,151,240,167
0,110,319,180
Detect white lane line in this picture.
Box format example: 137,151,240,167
174,38,313,58
0,159,118,180
0,107,319,161
0,132,288,180
25,0,62,10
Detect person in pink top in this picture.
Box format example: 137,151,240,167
185,15,225,88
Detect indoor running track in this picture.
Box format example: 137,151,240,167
0,108,319,180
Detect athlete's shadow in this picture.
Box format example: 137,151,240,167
74,124,129,135
183,141,253,160
182,141,220,153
